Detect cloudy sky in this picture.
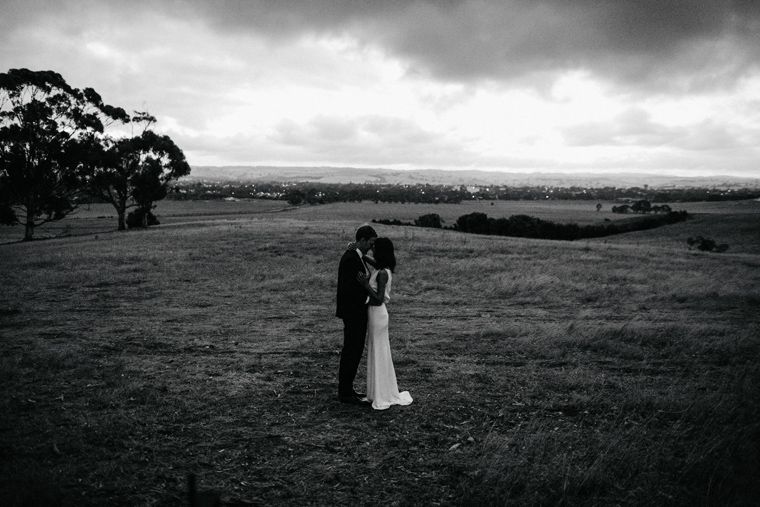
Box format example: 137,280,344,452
2,0,760,177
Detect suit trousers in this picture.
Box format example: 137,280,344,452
338,313,368,397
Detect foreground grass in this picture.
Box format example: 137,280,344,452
1,213,759,506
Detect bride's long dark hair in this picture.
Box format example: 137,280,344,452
373,237,396,273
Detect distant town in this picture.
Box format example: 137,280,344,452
169,179,760,206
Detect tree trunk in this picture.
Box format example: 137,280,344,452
117,197,127,230
117,209,126,230
24,218,34,241
23,202,35,241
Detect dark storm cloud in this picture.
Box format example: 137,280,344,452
2,0,758,175
186,0,760,91
4,0,758,91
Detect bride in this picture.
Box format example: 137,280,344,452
358,237,413,411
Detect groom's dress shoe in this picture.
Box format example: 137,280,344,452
353,392,366,399
340,395,371,407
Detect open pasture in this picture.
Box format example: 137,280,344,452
1,201,759,506
4,197,757,247
287,199,645,226
0,200,293,244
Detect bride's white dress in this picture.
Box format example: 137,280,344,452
367,268,413,410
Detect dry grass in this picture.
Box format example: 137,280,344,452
1,201,759,506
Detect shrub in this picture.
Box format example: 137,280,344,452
631,199,652,213
0,203,16,225
126,209,160,229
372,218,413,227
448,211,689,241
455,212,490,234
687,236,729,253
415,213,443,228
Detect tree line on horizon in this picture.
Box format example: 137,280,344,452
0,68,190,241
169,180,760,205
372,209,691,242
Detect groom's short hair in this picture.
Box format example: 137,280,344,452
356,225,378,241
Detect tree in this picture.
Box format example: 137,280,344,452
596,203,602,212
0,68,128,240
631,199,652,214
415,213,442,228
86,113,191,229
456,212,489,234
284,189,306,206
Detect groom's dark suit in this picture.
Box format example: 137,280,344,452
336,248,369,398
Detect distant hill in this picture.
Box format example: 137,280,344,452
185,166,760,189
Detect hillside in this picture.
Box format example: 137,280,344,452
1,210,758,506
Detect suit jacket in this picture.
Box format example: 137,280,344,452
336,249,368,320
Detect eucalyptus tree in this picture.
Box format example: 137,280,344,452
86,112,191,229
0,68,128,240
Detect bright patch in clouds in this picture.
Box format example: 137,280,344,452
2,0,759,177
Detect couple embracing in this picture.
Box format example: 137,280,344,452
336,225,413,410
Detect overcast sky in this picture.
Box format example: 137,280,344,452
2,0,760,177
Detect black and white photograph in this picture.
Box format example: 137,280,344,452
1,1,759,505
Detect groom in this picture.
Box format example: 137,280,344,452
336,225,377,406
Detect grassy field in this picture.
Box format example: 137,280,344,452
3,198,757,248
1,200,759,506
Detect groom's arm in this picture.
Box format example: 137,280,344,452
339,255,368,303
359,270,386,306
346,242,377,267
